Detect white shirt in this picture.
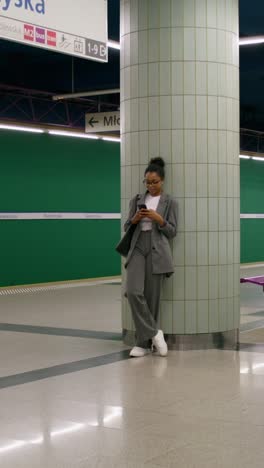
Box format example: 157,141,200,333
140,194,161,231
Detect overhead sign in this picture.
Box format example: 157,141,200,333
0,0,108,62
85,111,120,133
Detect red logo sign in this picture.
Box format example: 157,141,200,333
24,24,34,42
47,30,56,47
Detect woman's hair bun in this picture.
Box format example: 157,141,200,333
149,157,165,168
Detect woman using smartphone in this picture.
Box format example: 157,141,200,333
124,157,178,358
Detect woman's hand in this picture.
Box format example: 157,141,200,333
139,209,165,226
131,209,146,224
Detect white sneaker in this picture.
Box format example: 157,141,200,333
152,330,168,357
129,346,150,358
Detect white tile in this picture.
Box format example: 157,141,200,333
130,65,139,99
207,29,217,62
171,28,184,60
130,32,139,66
160,96,172,130
196,28,207,62
172,62,184,95
219,231,227,265
184,29,195,61
172,96,184,129
196,130,208,163
218,63,227,98
138,30,148,64
209,266,219,299
139,131,149,165
172,130,184,163
124,132,131,165
185,232,197,266
184,130,196,163
227,296,234,329
208,130,218,163
148,29,160,63
219,198,227,231
185,164,197,197
207,0,217,28
196,96,207,129
184,62,196,95
185,267,197,300
125,165,132,199
219,297,228,330
124,34,131,68
138,64,148,97
227,198,234,231
139,98,148,131
173,266,185,300
207,63,218,96
233,198,240,231
197,165,208,197
130,0,138,33
208,164,218,197
208,97,218,130
148,130,160,158
161,275,173,300
227,231,234,264
208,198,219,231
148,0,160,29
148,63,160,96
185,300,197,332
185,198,197,231
197,232,209,265
130,99,139,132
184,0,195,27
172,163,184,198
226,131,233,164
160,62,171,95
171,0,184,27
217,0,226,30
173,232,185,266
130,132,139,165
124,67,131,100
218,165,227,197
138,0,148,30
176,197,185,232
196,62,207,95
124,100,131,133
226,32,233,67
131,165,140,195
195,0,207,27
209,232,219,265
209,299,219,331
148,97,159,130
234,230,240,264
172,301,185,333
184,96,196,129
227,263,234,298
123,0,131,35
218,131,227,164
218,97,227,131
217,30,227,64
160,300,173,331
160,130,172,163
219,265,228,299
197,198,208,231
160,0,171,27
160,28,171,62
197,266,209,300
197,300,209,332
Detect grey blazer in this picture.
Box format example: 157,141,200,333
124,192,178,276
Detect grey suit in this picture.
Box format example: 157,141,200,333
124,192,178,347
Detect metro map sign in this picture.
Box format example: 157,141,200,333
0,0,108,62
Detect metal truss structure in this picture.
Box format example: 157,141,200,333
0,83,120,130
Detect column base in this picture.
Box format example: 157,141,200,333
123,329,239,350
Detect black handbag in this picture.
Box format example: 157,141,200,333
115,223,137,257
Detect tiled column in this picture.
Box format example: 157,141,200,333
121,0,240,349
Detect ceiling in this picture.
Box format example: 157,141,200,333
0,0,264,136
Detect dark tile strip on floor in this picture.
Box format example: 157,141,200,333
0,350,130,390
0,323,122,341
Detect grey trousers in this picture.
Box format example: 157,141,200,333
126,231,163,348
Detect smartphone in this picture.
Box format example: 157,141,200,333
138,204,147,210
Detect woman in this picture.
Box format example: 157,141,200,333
124,157,177,358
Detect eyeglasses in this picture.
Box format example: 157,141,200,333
143,179,162,186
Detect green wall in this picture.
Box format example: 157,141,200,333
240,159,264,263
0,131,121,287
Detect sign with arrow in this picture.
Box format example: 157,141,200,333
85,111,120,133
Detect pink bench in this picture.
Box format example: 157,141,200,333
240,276,264,292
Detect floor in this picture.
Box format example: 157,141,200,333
0,268,263,468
